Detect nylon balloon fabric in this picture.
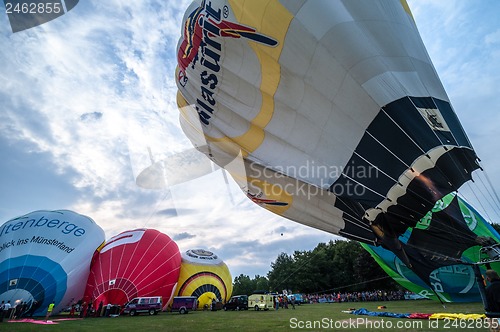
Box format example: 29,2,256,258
0,210,105,316
83,229,181,310
175,0,495,296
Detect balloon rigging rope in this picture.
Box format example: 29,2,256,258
377,102,495,228
93,103,495,300
95,232,158,301
92,185,170,293
122,256,179,297
142,189,172,229
93,188,175,300
15,237,80,306
461,181,498,224
120,234,160,291
483,170,500,210
402,241,470,264
477,171,500,220
410,96,473,184
464,177,499,222
339,127,441,209
270,242,391,295
379,103,460,192
327,103,465,239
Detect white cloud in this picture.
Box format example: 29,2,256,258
485,29,500,45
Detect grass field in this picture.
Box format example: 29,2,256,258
4,300,495,332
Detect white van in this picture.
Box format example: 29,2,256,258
122,296,162,316
248,294,274,311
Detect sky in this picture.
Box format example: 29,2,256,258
0,0,499,281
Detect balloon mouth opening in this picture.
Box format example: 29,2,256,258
0,288,35,308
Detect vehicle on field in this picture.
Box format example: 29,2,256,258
223,295,248,311
122,296,162,316
170,296,197,314
249,293,274,311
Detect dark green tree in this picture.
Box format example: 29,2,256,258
254,275,270,292
232,274,271,296
232,274,254,296
267,252,295,292
265,239,400,294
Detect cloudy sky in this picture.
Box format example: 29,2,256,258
0,0,499,280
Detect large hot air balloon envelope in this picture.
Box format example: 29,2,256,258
83,229,181,310
175,249,233,309
175,0,496,291
0,210,105,316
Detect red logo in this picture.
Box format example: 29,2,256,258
177,0,278,86
246,192,288,207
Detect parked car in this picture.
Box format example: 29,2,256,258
223,295,248,311
170,296,197,314
122,296,162,316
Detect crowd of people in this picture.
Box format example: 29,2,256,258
0,298,120,323
69,300,118,318
303,290,411,303
0,300,40,322
273,295,297,310
1,277,499,322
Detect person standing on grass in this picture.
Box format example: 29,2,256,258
105,303,111,317
0,301,4,322
45,301,55,322
4,301,12,320
96,301,103,317
486,270,500,313
27,300,39,318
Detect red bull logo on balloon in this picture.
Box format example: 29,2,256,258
177,0,278,126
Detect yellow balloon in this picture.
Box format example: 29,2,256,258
175,249,233,309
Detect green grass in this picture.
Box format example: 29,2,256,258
4,300,495,332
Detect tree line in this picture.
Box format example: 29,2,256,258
232,240,400,296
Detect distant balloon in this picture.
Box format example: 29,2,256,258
84,229,181,310
175,249,232,309
0,210,105,316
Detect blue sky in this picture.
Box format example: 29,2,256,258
0,0,499,279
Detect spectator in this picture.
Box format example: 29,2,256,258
96,301,103,317
0,301,5,322
485,269,500,313
45,301,55,322
4,301,11,320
